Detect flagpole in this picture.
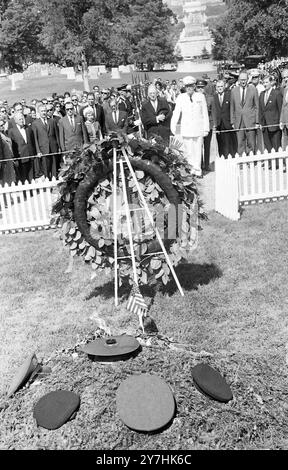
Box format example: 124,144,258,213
113,147,119,307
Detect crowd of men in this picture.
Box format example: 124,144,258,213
1,66,288,185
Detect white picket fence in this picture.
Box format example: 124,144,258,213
0,178,59,233
215,148,288,220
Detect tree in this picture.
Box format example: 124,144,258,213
0,0,47,72
211,0,288,61
0,0,183,77
126,0,179,70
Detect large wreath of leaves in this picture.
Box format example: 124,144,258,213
52,135,206,286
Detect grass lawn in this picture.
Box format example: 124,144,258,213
0,199,288,449
0,69,218,104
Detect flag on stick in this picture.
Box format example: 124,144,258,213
127,282,148,333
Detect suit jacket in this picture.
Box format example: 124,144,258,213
32,118,60,155
58,115,89,152
230,84,259,128
280,86,288,129
141,97,172,140
212,91,233,129
104,110,128,135
8,125,36,163
80,103,106,136
0,133,16,184
259,88,283,131
8,115,33,130
205,93,214,130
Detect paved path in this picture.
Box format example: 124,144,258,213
199,169,215,213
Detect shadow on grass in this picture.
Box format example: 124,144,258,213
86,262,222,302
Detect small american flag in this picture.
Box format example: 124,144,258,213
127,282,148,333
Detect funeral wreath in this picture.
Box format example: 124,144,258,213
52,135,206,286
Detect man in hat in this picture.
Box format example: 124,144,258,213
140,84,172,146
117,84,134,119
230,71,259,155
171,76,209,177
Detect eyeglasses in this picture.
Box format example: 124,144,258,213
66,107,73,111
72,99,78,102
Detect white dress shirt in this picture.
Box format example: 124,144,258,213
17,125,27,143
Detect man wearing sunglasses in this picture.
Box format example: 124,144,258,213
71,94,82,115
58,102,89,152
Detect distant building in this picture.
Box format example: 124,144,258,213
165,0,227,60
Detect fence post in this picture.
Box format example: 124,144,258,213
215,155,240,221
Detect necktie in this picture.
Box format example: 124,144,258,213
70,117,75,130
219,93,223,106
264,90,269,106
241,88,245,107
113,111,117,124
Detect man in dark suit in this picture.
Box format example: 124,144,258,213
58,102,89,153
196,79,214,172
80,92,105,137
32,104,60,179
8,112,36,183
259,75,283,152
212,79,237,157
140,84,172,146
230,71,259,155
8,102,33,130
71,94,83,115
104,99,128,135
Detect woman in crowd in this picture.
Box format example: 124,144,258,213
83,106,100,143
53,101,63,123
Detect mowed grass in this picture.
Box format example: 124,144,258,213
0,69,218,103
0,200,288,449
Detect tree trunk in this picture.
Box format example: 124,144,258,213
81,52,90,92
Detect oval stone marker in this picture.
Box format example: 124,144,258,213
80,335,140,360
116,374,175,432
192,363,233,403
33,390,80,430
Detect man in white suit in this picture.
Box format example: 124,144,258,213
170,75,209,177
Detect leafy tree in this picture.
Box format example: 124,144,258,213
0,0,183,76
211,0,288,61
0,0,47,72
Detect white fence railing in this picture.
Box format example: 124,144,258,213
215,148,288,220
0,178,59,233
